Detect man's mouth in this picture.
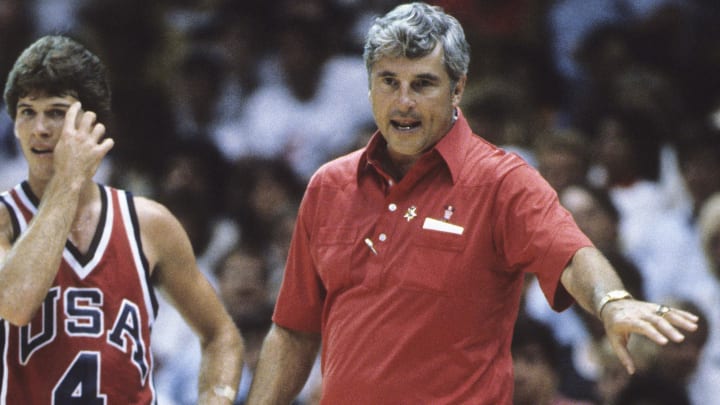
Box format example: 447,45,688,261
31,147,53,154
390,119,421,131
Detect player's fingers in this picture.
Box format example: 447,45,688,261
63,102,82,134
97,137,115,156
90,122,106,142
79,110,97,133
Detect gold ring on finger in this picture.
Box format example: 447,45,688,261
655,304,671,317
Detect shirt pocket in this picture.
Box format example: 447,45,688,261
314,226,357,292
399,230,467,295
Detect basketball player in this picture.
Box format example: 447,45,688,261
0,35,242,404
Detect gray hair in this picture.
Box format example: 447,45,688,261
363,2,470,87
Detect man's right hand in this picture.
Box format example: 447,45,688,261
53,102,114,189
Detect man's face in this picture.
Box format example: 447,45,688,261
369,44,465,164
512,344,557,405
217,252,269,324
561,186,617,253
14,92,79,180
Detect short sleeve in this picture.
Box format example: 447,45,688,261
272,186,325,332
492,164,592,310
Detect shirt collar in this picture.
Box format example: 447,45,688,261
358,108,472,185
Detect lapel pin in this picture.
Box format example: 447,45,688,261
443,205,454,221
404,206,417,222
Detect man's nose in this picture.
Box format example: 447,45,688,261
396,85,416,110
32,116,53,137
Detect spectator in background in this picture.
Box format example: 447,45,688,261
526,183,647,336
560,185,644,284
213,242,322,405
512,316,594,405
534,127,592,193
151,138,238,405
699,192,720,287
566,22,635,135
155,138,233,264
213,244,274,403
594,344,630,405
586,109,677,297
527,183,646,402
461,76,538,165
609,67,690,212
183,2,268,160
170,48,229,140
225,157,305,301
434,0,561,112
0,0,36,190
216,5,374,180
613,373,691,405
638,299,709,392
0,0,35,86
690,193,720,405
75,0,180,195
675,126,720,219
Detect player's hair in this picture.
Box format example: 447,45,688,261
363,2,470,88
4,35,111,123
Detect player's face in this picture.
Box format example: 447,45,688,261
14,92,79,180
369,43,465,166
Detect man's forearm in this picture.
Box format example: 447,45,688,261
0,178,81,325
247,324,321,405
560,246,626,317
196,323,244,405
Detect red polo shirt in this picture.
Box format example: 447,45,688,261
273,109,592,404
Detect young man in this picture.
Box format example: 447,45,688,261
0,35,243,404
247,3,698,404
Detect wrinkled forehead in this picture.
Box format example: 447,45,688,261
371,43,448,77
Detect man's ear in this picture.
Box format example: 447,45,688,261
452,75,467,107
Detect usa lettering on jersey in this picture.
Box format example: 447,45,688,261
0,182,158,404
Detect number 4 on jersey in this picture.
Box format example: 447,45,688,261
52,351,107,405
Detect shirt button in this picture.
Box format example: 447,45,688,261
388,203,397,212
379,233,387,242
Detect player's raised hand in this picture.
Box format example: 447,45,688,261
53,102,114,187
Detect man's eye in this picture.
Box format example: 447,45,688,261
382,77,396,86
47,109,66,119
413,80,432,90
19,109,35,117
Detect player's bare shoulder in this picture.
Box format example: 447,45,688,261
131,195,192,274
0,199,14,249
132,196,175,228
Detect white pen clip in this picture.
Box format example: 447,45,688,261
364,238,378,255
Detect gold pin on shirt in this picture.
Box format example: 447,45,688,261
404,206,417,221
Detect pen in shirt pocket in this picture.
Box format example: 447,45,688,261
364,238,378,255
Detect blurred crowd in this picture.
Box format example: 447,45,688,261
2,0,720,404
